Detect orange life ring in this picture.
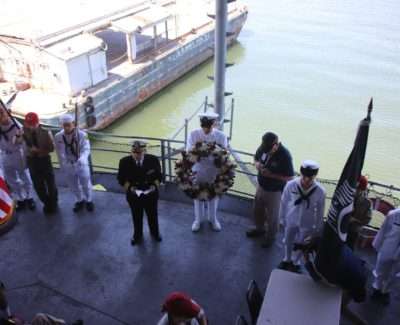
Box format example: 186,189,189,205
370,197,395,215
356,198,395,249
0,202,17,235
138,88,148,102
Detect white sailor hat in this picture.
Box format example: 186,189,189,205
300,160,319,177
60,114,74,124
198,111,219,120
130,140,147,151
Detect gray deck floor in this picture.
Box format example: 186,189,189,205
1,188,399,325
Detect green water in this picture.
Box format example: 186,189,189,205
105,0,400,186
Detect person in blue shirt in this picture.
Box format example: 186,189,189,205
246,132,295,247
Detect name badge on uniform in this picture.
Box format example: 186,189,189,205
261,153,267,162
146,169,155,175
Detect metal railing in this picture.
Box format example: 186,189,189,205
86,131,400,196
47,126,400,230
169,96,235,145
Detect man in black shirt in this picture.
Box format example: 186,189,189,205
117,141,162,246
246,132,295,247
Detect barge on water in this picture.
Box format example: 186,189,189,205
0,0,248,129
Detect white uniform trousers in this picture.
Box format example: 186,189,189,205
194,197,219,223
63,162,92,203
3,162,33,201
372,253,400,293
283,226,315,265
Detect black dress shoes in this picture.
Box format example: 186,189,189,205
16,200,26,211
85,201,94,212
73,201,85,213
152,234,162,242
25,198,36,210
131,237,143,246
246,228,266,238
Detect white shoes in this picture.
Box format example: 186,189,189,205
192,219,201,232
210,217,222,232
192,214,222,232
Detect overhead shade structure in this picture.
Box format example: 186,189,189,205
112,6,172,33
112,6,172,62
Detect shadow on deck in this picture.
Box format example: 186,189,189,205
1,187,399,325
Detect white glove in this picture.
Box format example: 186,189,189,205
77,156,87,165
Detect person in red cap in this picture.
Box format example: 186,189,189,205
157,292,208,325
346,175,372,250
23,112,58,214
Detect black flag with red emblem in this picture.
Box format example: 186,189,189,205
326,98,372,242
307,99,373,301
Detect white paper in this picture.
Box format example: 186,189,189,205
135,189,153,196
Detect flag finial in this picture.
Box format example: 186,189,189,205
367,97,373,121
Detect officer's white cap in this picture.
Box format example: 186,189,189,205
198,111,219,120
130,140,147,151
301,160,319,170
60,114,74,124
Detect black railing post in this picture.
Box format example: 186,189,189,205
229,97,234,141
167,140,172,182
160,139,166,183
88,154,94,177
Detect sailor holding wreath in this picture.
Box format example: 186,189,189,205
186,111,228,232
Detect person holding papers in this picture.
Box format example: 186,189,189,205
117,140,162,246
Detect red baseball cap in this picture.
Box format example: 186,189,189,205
162,292,200,318
25,112,39,127
358,175,368,191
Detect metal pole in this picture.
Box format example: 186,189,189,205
160,140,166,183
153,25,158,49
0,98,20,130
165,20,169,41
88,154,94,177
184,118,189,148
214,0,227,131
204,95,208,112
229,97,234,141
167,140,172,182
126,34,133,63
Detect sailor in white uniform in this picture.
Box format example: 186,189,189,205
54,114,94,212
186,111,228,232
278,160,326,272
0,108,35,210
371,208,400,305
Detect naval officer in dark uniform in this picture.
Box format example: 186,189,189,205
117,140,162,245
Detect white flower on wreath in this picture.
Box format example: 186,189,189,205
200,143,208,151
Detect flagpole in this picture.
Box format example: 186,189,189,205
0,98,20,130
366,97,373,121
74,101,81,160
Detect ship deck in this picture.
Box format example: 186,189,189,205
1,187,399,325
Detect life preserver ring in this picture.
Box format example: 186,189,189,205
138,88,148,102
0,202,17,235
357,197,395,249
370,197,395,215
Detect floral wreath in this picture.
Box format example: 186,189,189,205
175,141,236,200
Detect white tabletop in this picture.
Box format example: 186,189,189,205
256,269,342,325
